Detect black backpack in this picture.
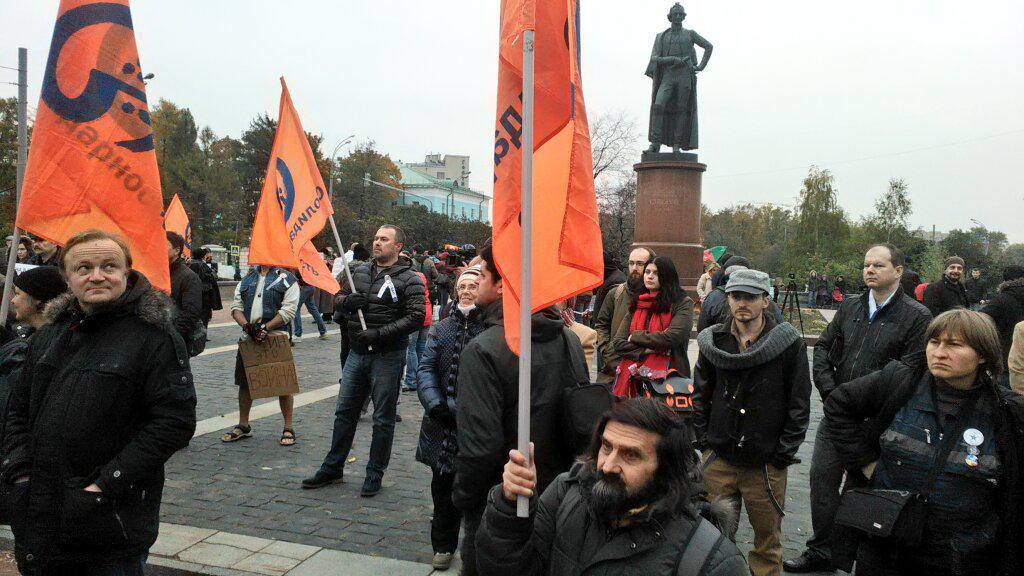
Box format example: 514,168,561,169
558,329,615,455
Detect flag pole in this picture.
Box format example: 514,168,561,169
325,178,370,348
0,48,28,322
516,28,536,518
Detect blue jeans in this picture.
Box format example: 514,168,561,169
807,290,817,308
320,349,405,479
294,285,327,337
404,327,429,389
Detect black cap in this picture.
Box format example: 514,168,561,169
14,266,68,304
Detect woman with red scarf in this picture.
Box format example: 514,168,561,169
611,256,695,397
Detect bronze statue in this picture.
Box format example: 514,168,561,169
646,3,713,153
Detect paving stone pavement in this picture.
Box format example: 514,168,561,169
166,322,829,571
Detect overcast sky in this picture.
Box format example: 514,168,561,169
2,1,1022,240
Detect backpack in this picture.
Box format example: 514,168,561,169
557,329,614,455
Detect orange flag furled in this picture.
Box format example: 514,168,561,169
163,194,191,259
493,0,602,352
17,0,169,290
248,78,339,294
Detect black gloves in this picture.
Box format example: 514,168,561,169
355,328,380,346
342,293,369,313
245,321,268,343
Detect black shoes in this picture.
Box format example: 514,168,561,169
301,470,343,490
360,476,382,497
783,552,833,573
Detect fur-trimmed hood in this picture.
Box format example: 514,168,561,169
44,270,173,329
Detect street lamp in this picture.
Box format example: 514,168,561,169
970,218,990,256
326,134,356,200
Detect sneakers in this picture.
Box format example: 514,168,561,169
301,470,343,490
293,334,303,344
318,333,329,340
360,476,382,497
783,552,833,573
432,552,453,570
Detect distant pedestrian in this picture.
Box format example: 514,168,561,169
824,310,1024,576
292,271,328,343
694,269,811,576
807,270,820,308
189,247,223,328
557,295,597,369
3,229,196,575
404,271,434,391
965,268,986,310
900,255,923,297
591,250,627,327
452,244,586,576
167,232,204,354
415,266,485,571
29,237,60,268
697,261,719,302
922,256,968,316
611,256,695,396
14,238,33,264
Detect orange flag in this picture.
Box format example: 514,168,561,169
248,78,339,294
163,194,191,259
493,0,602,353
17,0,169,291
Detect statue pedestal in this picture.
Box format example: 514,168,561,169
632,154,706,292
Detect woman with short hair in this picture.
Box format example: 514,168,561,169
824,309,1024,575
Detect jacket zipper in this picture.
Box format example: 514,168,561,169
111,497,129,543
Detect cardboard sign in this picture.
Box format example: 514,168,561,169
238,333,299,399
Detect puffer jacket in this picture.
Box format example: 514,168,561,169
476,462,749,576
923,275,969,317
453,300,587,513
824,361,1024,576
0,327,33,453
415,305,486,474
1,272,197,570
693,315,811,468
334,256,426,353
980,278,1024,367
812,288,932,402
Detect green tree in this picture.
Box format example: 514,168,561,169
871,178,913,243
791,166,849,268
0,97,31,234
331,141,402,221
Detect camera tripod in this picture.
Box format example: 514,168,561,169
780,280,805,336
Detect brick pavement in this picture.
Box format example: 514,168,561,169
165,323,831,572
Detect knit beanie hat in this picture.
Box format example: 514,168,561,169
944,256,965,269
458,265,482,285
722,255,750,270
14,266,68,304
1003,265,1024,282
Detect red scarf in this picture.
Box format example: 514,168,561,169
613,292,673,396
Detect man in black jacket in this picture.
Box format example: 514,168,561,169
167,232,203,348
981,264,1024,374
477,398,748,576
2,229,197,575
786,243,932,573
694,269,811,576
453,244,586,576
923,255,968,317
966,268,986,309
189,247,223,327
303,225,425,497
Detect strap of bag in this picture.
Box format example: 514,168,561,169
920,389,982,500
675,518,722,576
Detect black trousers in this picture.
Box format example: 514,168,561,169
460,506,484,576
430,469,462,554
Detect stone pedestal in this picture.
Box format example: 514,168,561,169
632,152,706,292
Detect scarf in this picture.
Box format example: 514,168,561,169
613,292,673,397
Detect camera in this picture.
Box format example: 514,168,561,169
788,273,796,280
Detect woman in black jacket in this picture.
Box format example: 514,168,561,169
823,309,1024,576
415,266,485,570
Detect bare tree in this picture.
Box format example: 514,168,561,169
590,110,639,187
597,175,637,260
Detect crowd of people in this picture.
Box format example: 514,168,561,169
0,224,1022,576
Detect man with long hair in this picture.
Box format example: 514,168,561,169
475,397,747,575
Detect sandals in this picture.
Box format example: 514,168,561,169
280,428,297,446
221,424,252,443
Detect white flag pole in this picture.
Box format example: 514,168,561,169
516,28,536,518
0,48,28,322
325,177,370,348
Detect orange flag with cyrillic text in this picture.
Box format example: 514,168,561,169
163,194,191,259
17,0,169,290
493,0,602,353
247,78,339,294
